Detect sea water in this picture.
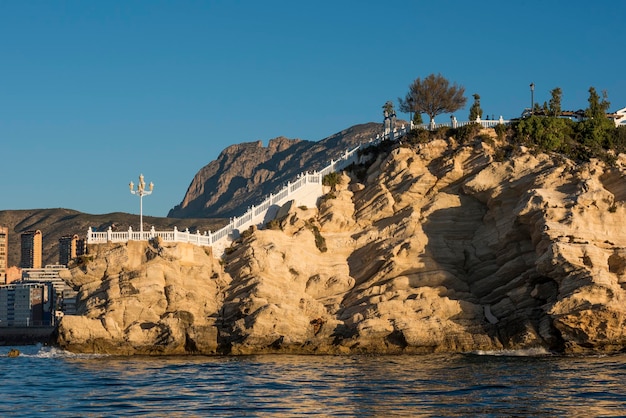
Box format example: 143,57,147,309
1,345,625,417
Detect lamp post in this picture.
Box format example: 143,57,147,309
530,82,535,115
408,96,414,128
129,174,154,235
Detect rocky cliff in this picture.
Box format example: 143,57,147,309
57,131,626,355
168,123,383,218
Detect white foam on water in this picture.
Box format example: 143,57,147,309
13,344,108,359
471,347,552,357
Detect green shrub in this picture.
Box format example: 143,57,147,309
240,226,254,239
405,128,432,145
311,225,327,252
509,115,626,164
604,125,626,155
453,122,482,143
323,172,342,191
266,219,281,230
434,126,452,138
513,116,575,155
305,220,327,252
494,123,508,140
577,117,614,150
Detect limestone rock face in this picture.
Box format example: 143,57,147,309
56,240,230,355
219,138,626,355
58,136,626,355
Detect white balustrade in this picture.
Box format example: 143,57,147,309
87,117,511,254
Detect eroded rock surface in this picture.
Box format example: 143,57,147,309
57,136,626,355
57,240,229,355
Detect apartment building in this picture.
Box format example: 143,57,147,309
0,282,54,327
21,264,77,315
0,226,7,284
20,230,42,269
58,234,85,266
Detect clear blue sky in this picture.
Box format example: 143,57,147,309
1,0,624,217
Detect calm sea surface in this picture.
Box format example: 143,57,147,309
1,345,625,417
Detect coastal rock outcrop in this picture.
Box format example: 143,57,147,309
56,239,229,355
57,133,626,355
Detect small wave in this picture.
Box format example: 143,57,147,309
16,345,108,359
470,347,552,357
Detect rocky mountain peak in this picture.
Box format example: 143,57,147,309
168,123,383,219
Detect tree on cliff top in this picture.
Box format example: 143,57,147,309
579,87,613,149
468,93,483,121
398,73,467,123
382,100,395,116
548,87,562,117
585,87,610,119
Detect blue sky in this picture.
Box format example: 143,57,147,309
1,0,624,217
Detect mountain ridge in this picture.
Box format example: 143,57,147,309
168,122,384,218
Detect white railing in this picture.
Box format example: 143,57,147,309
87,226,214,246
86,117,511,255
412,115,509,131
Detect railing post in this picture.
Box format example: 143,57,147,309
107,227,112,242
173,226,178,242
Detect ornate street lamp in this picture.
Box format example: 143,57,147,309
129,174,154,234
530,82,535,115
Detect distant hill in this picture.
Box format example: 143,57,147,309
0,209,227,268
168,122,385,218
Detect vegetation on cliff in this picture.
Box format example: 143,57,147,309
401,85,625,166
